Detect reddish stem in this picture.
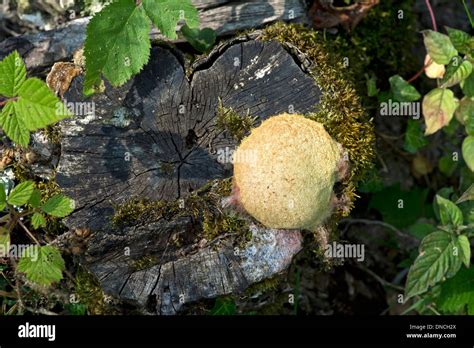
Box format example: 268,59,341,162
406,0,438,83
425,0,438,32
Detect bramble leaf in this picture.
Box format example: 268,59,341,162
437,266,474,315
440,57,472,88
31,212,46,229
435,195,464,226
84,0,151,94
181,24,216,53
445,27,473,54
7,180,34,206
0,50,26,98
17,245,65,286
42,194,75,217
404,119,428,153
143,0,199,40
0,78,72,146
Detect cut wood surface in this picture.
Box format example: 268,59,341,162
0,0,309,73
56,33,322,314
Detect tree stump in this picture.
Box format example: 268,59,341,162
56,33,323,314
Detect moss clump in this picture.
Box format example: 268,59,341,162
261,23,375,218
112,179,251,246
216,99,257,142
75,266,108,315
131,256,158,271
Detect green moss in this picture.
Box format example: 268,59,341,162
112,179,251,246
43,125,62,145
131,256,158,271
243,275,282,297
216,98,257,142
75,266,107,315
261,23,376,218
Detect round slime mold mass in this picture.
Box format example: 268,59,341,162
233,113,342,230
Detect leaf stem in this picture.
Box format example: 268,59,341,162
425,0,438,32
462,0,474,29
17,219,40,246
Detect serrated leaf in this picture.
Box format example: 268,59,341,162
423,30,458,65
31,212,46,229
437,266,474,315
0,50,26,98
0,101,30,146
209,297,236,315
457,184,474,204
455,97,474,130
29,189,41,208
42,194,75,217
435,195,464,226
17,245,65,286
143,0,199,40
463,136,474,172
181,24,216,53
461,71,474,97
440,57,472,88
422,88,458,135
0,183,6,211
84,0,151,94
445,27,473,54
389,75,421,102
458,235,471,268
7,180,34,206
405,231,462,299
404,119,428,153
0,78,72,146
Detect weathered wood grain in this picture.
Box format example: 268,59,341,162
0,0,309,73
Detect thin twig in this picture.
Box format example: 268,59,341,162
18,219,40,245
357,264,404,292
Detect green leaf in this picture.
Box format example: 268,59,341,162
181,25,216,53
143,0,199,40
457,184,474,204
42,194,75,217
365,73,379,97
7,180,34,206
29,189,41,208
0,78,72,146
17,245,65,286
404,119,428,153
31,212,46,229
0,50,26,98
437,266,474,315
405,231,462,299
423,30,458,65
461,71,474,97
438,155,458,176
84,0,151,94
445,27,473,54
440,57,472,88
0,101,30,146
368,184,433,229
388,75,421,102
422,88,458,135
435,195,464,226
455,97,474,131
463,135,474,172
209,297,236,315
407,223,436,240
0,183,6,211
458,235,471,268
